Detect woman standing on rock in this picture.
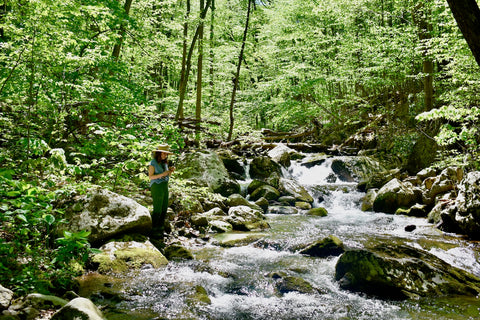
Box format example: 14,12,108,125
149,144,175,239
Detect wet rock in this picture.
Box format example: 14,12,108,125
405,225,416,232
254,197,269,212
247,179,267,195
275,276,318,295
191,215,209,227
51,297,105,320
0,285,13,310
176,149,240,196
214,232,267,247
306,207,328,217
250,185,281,202
208,220,233,233
60,188,152,244
332,156,386,183
227,194,264,212
249,156,282,180
300,154,327,168
267,144,294,167
300,235,344,257
395,203,429,218
335,244,480,300
357,169,402,192
186,285,211,305
227,206,269,231
278,178,313,203
361,189,377,211
373,179,420,214
92,240,168,274
217,150,246,179
295,201,312,210
278,196,296,206
268,206,299,215
164,243,194,260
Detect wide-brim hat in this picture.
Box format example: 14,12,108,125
152,144,173,155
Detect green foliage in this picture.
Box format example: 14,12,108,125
0,173,98,294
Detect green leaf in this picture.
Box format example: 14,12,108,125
16,214,28,224
44,214,55,226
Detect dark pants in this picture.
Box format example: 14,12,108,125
151,181,169,234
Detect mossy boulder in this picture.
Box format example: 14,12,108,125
176,150,240,196
51,297,104,320
300,235,344,257
335,244,480,300
250,185,280,202
306,207,328,217
164,244,194,261
92,240,168,274
373,178,420,214
60,188,152,245
227,194,264,212
267,273,319,295
227,206,269,231
249,156,282,180
278,178,313,203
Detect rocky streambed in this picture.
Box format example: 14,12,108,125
3,144,480,319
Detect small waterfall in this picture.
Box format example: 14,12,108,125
112,154,480,320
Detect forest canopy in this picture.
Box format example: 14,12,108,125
1,0,480,296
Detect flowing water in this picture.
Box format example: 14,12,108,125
112,156,480,320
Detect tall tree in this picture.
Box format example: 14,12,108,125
112,0,134,59
227,0,252,141
176,0,191,121
175,0,212,122
195,0,205,143
446,0,480,68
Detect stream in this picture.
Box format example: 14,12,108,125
112,156,480,320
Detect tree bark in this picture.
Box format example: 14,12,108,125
195,0,205,144
176,0,191,121
446,0,480,68
227,0,252,141
175,0,212,122
112,0,133,60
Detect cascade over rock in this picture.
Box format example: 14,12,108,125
176,150,240,196
60,188,152,244
335,244,480,300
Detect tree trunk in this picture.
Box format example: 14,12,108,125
446,0,480,68
227,0,252,141
176,0,212,123
176,0,191,121
209,0,215,106
112,0,133,60
195,0,205,144
411,2,434,112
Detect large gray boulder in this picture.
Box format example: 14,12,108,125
422,167,463,205
373,178,420,214
51,297,105,320
249,156,282,181
176,150,240,196
438,171,480,239
61,188,152,244
0,285,13,310
335,244,480,300
267,144,295,167
92,240,168,274
227,205,269,231
278,178,313,203
250,185,281,202
331,156,385,183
